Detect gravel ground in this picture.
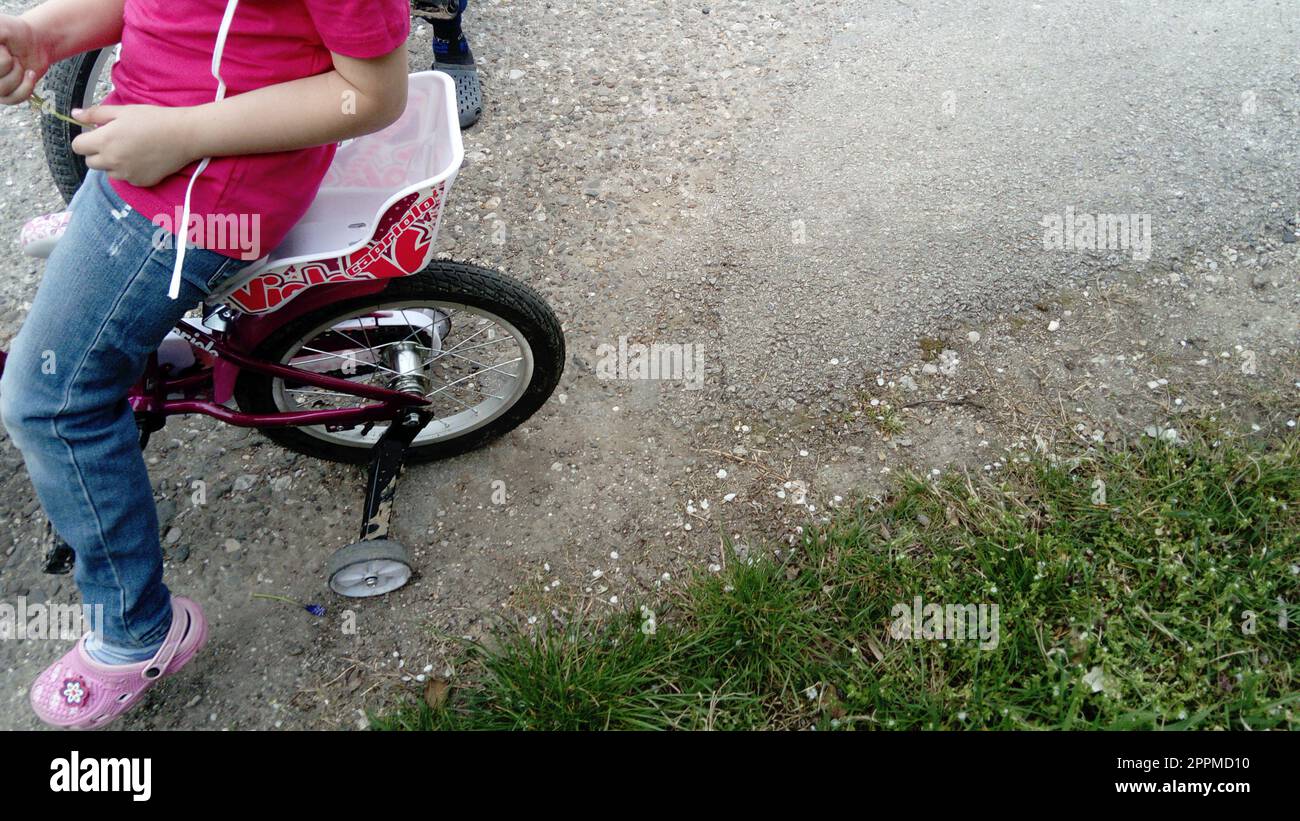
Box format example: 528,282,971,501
0,0,1297,729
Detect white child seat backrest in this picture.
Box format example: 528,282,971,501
266,70,463,268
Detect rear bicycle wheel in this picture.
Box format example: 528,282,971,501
233,261,566,464
39,47,117,204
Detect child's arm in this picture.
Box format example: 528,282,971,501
70,45,410,187
0,0,125,104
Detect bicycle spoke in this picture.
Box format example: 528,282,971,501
273,300,533,449
299,345,405,380
424,357,523,400
425,346,520,374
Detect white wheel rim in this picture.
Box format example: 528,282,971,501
329,558,412,597
82,45,119,110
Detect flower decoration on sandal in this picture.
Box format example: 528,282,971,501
60,677,89,708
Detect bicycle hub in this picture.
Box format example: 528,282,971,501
387,342,429,397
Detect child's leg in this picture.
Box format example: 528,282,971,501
417,0,482,129
0,171,244,661
428,0,470,62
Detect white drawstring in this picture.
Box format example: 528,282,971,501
169,0,241,299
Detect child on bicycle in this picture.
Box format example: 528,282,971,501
0,0,411,729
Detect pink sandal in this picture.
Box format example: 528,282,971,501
29,596,208,730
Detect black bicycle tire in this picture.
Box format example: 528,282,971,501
39,49,105,204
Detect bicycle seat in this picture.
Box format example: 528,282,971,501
20,71,464,315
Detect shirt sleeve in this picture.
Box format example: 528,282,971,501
302,0,411,59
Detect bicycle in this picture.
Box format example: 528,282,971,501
8,70,566,598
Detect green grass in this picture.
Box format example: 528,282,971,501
374,423,1300,730
857,389,906,436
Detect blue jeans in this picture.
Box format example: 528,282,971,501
0,171,245,652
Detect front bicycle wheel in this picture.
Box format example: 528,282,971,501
233,261,566,464
39,47,118,204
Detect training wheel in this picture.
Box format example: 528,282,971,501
326,539,412,598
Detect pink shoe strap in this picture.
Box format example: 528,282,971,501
140,600,193,681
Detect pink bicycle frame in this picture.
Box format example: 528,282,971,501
0,302,427,432
132,322,427,429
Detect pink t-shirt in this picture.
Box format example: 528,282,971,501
103,0,410,259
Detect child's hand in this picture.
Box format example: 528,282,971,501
70,104,199,187
0,15,50,104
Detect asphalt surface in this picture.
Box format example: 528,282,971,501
0,0,1296,729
